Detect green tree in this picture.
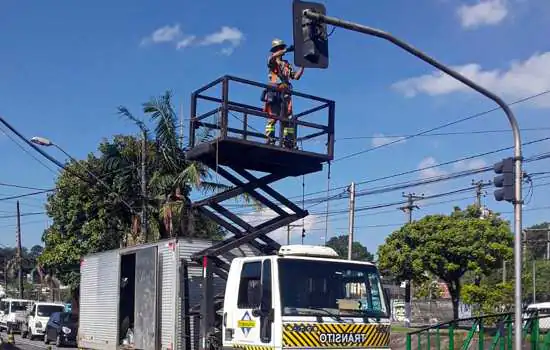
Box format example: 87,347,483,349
461,282,513,316
112,91,229,241
39,91,236,291
325,235,374,261
414,275,443,300
378,205,513,319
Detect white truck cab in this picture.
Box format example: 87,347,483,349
23,301,66,339
221,245,392,349
0,298,32,333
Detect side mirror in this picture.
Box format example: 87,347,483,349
383,288,391,316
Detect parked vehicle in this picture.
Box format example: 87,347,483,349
44,311,78,347
22,301,65,339
0,298,32,333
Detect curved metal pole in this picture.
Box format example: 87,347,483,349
304,10,523,348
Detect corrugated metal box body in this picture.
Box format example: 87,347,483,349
79,249,121,350
79,238,260,350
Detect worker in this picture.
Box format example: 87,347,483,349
263,38,304,149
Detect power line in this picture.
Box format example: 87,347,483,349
339,127,550,141
334,89,550,162
0,212,45,220
0,191,51,202
0,182,52,192
0,124,59,174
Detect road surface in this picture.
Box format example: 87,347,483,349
0,334,76,349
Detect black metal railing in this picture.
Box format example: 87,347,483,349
189,75,335,160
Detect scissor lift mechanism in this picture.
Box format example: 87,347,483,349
184,75,335,350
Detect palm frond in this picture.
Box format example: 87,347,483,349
117,106,146,131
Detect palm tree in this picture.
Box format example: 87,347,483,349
110,91,231,242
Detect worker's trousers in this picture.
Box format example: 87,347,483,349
264,91,295,148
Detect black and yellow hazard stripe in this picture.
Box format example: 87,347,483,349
233,344,275,350
282,322,391,348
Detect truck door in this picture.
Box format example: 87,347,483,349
232,259,274,348
133,246,158,350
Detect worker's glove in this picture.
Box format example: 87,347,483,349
286,45,295,53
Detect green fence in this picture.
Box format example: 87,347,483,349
406,311,550,350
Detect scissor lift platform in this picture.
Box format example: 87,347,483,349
185,75,336,350
186,137,329,176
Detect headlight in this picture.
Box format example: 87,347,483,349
35,321,42,329
62,326,71,334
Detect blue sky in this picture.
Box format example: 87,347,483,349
1,0,550,254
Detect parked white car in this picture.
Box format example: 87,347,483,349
0,298,32,333
22,302,65,340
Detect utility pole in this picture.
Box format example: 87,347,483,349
347,182,356,260
286,224,302,245
3,257,7,293
141,129,148,243
532,260,536,304
472,179,491,207
399,192,423,328
16,201,23,299
180,103,185,148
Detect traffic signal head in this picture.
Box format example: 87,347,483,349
292,0,329,69
493,157,515,203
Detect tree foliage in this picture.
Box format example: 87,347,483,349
325,235,374,261
377,205,513,319
40,91,228,289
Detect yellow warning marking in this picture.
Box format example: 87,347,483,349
238,320,257,328
282,322,391,348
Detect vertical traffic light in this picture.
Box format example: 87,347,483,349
493,157,515,203
292,0,329,68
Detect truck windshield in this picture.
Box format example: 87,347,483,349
10,302,28,312
278,258,388,318
37,305,64,317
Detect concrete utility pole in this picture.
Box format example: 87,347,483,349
547,228,550,261
16,201,23,299
398,192,423,328
140,129,148,242
347,182,356,260
532,260,536,304
286,224,302,245
3,257,7,293
472,179,491,207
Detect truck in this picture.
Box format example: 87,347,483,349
0,298,33,334
77,239,391,350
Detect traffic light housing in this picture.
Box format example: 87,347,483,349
292,0,329,68
493,157,515,203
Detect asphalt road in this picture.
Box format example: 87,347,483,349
0,334,76,349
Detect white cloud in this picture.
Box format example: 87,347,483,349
141,24,183,46
200,26,243,47
453,158,488,171
141,24,244,55
176,35,196,50
371,133,407,147
457,0,508,29
392,51,550,108
238,207,322,244
418,157,448,180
